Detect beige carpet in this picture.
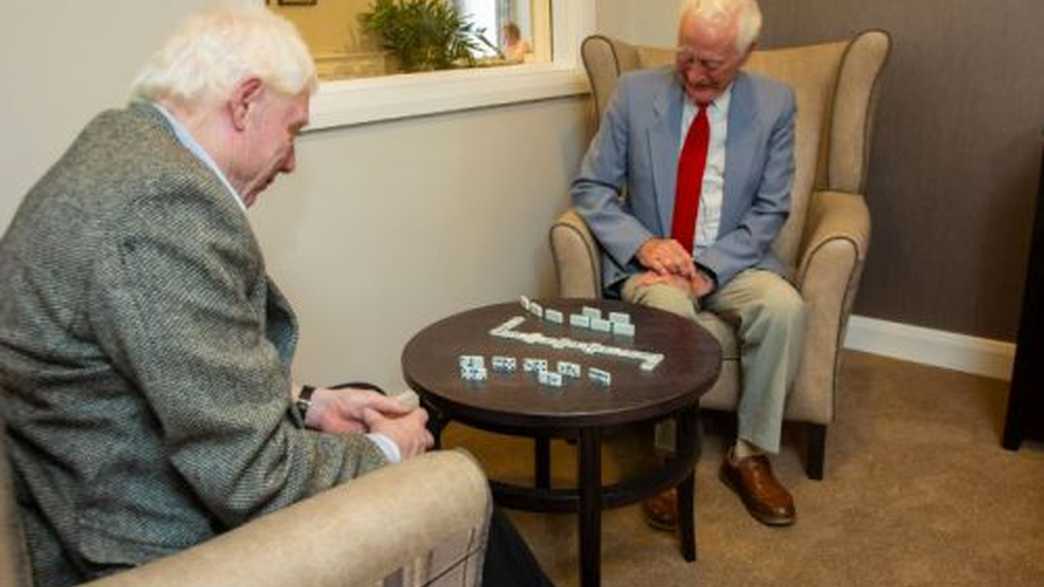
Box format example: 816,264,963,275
443,350,1044,586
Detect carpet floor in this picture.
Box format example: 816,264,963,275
442,350,1044,586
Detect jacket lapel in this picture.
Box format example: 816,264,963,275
723,73,757,228
648,76,684,235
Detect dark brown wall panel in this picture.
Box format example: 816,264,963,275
758,0,1044,340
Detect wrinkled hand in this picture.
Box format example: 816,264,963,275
636,238,696,278
635,269,715,299
363,408,434,460
305,387,414,434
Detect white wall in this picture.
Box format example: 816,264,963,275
251,99,588,387
596,0,679,47
1,0,215,226
1,1,591,391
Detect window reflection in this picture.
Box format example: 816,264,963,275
272,0,551,81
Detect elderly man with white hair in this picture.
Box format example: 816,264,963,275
571,0,804,529
0,6,551,587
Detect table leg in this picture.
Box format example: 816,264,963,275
422,398,448,450
675,409,697,562
535,436,551,489
578,427,602,587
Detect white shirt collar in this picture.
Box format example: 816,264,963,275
149,102,246,212
683,83,734,117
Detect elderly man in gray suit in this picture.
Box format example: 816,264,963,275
0,7,551,587
572,0,805,529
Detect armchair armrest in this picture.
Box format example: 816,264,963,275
549,208,602,298
796,190,870,285
87,450,491,587
789,190,871,423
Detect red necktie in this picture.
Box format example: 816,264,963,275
670,105,710,253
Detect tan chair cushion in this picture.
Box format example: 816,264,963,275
1,425,490,587
85,450,491,587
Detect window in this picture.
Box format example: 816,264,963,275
272,0,553,81
268,0,595,130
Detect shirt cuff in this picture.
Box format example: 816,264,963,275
366,433,402,464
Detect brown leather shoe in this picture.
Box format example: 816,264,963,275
720,452,796,526
641,488,678,531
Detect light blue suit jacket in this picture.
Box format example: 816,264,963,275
571,67,797,293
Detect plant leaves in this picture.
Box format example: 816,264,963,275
359,0,486,72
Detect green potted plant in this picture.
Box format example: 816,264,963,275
359,0,497,72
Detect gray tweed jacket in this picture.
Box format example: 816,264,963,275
0,103,388,586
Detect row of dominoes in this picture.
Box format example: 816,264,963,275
489,316,665,371
489,316,525,337
577,306,636,336
460,354,510,381
580,305,632,325
538,367,612,387
568,313,635,336
458,354,611,387
519,297,636,337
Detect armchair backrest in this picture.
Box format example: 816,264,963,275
580,31,890,267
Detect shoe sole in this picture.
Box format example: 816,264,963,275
642,512,677,532
641,500,678,532
718,467,796,527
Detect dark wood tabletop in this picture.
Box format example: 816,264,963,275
401,298,722,431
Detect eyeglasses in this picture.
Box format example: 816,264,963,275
674,47,729,74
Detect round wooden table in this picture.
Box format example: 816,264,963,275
401,299,721,587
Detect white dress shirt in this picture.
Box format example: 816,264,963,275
678,85,733,257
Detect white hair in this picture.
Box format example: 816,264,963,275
678,0,763,53
130,5,318,109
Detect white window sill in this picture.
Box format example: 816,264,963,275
307,62,591,131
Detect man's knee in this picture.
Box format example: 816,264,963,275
763,285,805,331
734,272,805,332
623,279,697,320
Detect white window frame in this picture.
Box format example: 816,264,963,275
270,0,595,131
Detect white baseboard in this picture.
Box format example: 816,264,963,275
843,315,1016,381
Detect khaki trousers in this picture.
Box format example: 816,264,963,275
622,269,806,453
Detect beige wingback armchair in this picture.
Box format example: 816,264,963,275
551,31,891,480
0,418,491,587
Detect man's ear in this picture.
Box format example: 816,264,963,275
227,77,265,132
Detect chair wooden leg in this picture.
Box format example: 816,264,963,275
805,424,826,480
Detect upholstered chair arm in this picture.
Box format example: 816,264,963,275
797,190,870,282
86,450,491,587
550,208,602,298
788,191,870,423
